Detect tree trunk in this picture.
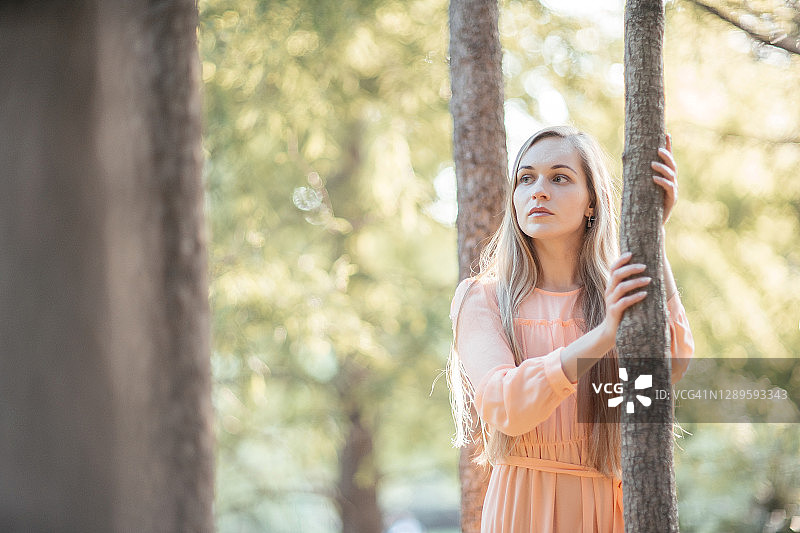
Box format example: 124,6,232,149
619,0,678,531
336,406,382,533
0,2,214,532
449,0,508,531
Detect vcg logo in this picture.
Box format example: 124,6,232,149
591,368,653,413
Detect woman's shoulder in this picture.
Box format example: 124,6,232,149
453,275,498,295
450,275,499,323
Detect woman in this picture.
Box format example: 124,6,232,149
447,126,694,532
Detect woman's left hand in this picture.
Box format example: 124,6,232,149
651,133,678,225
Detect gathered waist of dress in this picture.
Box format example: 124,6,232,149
497,455,607,478
508,434,587,458
496,455,624,519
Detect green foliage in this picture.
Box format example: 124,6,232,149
202,0,800,531
664,4,800,529
676,423,800,532
500,0,627,156
201,0,459,530
663,1,800,384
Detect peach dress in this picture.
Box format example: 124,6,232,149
450,277,694,533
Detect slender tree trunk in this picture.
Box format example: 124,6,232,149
327,129,384,533
449,0,507,531
619,0,678,531
0,2,213,531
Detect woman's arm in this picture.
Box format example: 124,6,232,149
452,280,578,436
652,134,695,383
663,240,695,383
452,254,653,435
662,229,678,302
654,135,678,302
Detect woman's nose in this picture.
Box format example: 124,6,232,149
531,179,549,200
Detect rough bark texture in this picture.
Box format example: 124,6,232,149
450,0,508,282
619,1,678,531
449,0,508,531
0,2,214,532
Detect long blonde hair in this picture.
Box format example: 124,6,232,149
448,125,622,478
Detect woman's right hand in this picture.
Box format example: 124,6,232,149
600,252,651,341
559,252,653,383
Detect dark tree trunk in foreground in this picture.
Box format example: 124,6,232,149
0,2,214,531
449,0,508,531
619,0,678,531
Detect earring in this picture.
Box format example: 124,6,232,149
586,215,596,229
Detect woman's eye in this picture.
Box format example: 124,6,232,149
553,174,568,183
519,175,533,184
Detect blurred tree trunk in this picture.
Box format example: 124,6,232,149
336,404,382,533
0,2,213,532
618,0,678,531
449,0,507,531
327,127,384,533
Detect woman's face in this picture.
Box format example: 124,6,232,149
512,136,594,244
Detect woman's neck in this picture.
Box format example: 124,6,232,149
533,237,582,292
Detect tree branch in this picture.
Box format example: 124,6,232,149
675,121,800,146
684,0,800,56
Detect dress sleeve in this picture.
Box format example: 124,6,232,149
451,278,577,437
667,292,694,384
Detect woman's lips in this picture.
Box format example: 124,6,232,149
528,207,554,216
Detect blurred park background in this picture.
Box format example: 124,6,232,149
198,0,800,531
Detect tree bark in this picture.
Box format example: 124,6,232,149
449,0,508,531
0,2,213,531
619,0,678,531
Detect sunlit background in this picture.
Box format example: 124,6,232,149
199,0,800,531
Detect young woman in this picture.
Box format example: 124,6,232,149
448,126,694,532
